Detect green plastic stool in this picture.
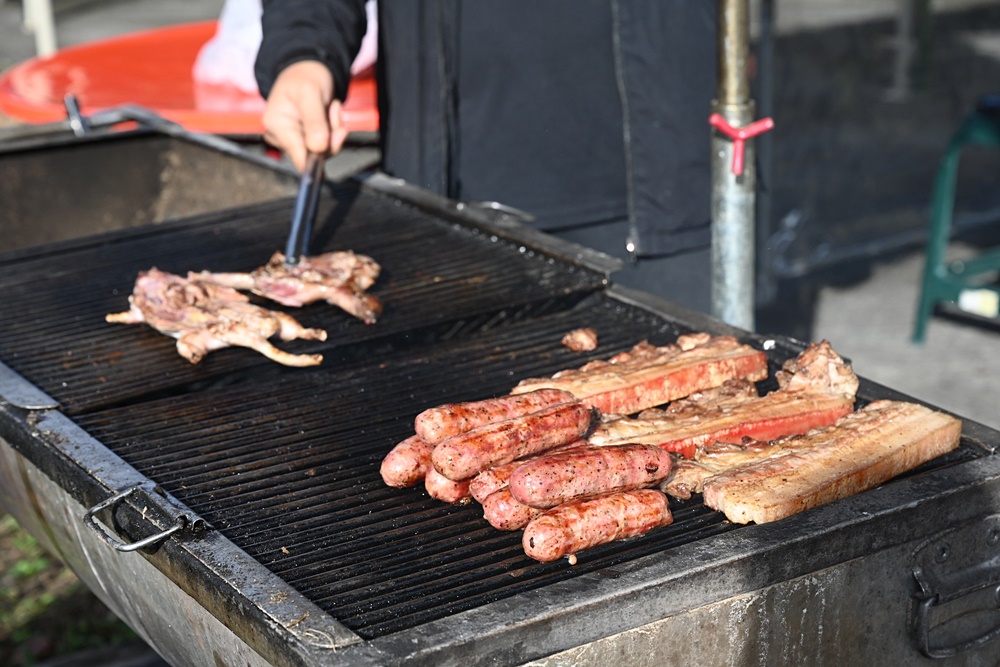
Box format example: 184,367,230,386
912,94,1000,343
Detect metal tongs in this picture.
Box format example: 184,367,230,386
284,151,327,268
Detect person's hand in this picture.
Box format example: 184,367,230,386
261,60,350,172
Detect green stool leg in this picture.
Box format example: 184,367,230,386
912,134,963,344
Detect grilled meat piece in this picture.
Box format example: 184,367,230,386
193,250,383,324
592,341,857,459
468,439,586,503
106,269,327,367
561,327,598,352
660,440,780,499
522,489,673,563
380,434,435,488
508,444,674,509
701,400,962,524
431,401,596,481
414,388,577,446
511,333,768,415
425,466,473,504
482,488,544,531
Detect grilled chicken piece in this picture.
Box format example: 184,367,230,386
592,341,858,459
106,268,327,367
701,400,962,524
192,250,382,324
511,333,769,415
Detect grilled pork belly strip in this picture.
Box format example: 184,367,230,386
522,489,673,563
508,444,674,509
701,400,962,524
414,389,577,446
603,393,854,460
106,269,327,367
431,401,596,481
511,333,768,415
193,250,383,324
661,439,793,500
592,341,858,459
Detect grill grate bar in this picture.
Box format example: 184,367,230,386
0,193,608,414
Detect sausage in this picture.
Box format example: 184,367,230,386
468,439,587,503
431,401,596,481
379,435,435,488
508,443,674,509
522,489,673,563
481,488,545,531
414,388,577,445
425,466,472,504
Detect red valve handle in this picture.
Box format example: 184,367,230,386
708,113,775,175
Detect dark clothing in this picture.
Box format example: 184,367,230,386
256,0,716,258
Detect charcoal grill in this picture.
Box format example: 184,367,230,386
2,119,1000,666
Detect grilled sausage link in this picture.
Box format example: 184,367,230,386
522,489,673,563
508,443,674,509
380,434,435,488
414,388,577,445
425,466,472,504
431,401,596,481
469,439,587,503
481,488,545,531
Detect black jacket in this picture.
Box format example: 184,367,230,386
257,1,716,257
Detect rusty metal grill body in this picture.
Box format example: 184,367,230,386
2,125,1000,666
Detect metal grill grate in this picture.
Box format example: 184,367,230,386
72,297,747,638
0,174,985,642
0,183,606,414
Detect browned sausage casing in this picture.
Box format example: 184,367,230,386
414,388,577,445
508,444,674,509
425,466,472,504
431,402,595,481
481,488,545,531
380,434,435,488
522,489,672,562
469,439,587,503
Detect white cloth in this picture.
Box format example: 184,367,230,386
193,0,378,94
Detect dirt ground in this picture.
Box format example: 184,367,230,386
0,515,140,666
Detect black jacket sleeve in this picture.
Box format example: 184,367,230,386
254,0,368,100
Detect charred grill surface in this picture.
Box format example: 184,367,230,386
0,185,605,414
72,298,746,638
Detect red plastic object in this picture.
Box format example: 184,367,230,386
708,113,775,175
0,21,379,136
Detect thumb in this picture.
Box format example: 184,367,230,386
329,100,349,155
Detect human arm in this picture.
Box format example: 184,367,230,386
254,0,368,170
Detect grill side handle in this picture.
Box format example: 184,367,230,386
910,513,1000,658
83,481,210,552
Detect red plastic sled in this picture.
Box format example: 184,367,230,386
0,21,379,136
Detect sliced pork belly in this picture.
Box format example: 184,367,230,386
511,333,769,415
592,341,858,459
701,400,962,524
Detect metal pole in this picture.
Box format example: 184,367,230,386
711,0,756,330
